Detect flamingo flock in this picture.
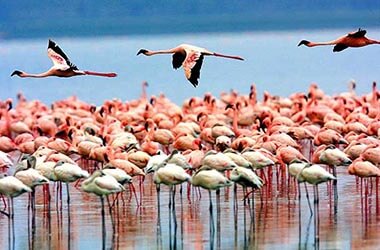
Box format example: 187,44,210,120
0,79,380,243
1,28,380,247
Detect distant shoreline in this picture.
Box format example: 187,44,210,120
1,10,379,40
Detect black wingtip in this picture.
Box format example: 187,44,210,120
189,80,198,88
48,39,56,48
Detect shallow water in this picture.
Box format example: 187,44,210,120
1,29,380,249
1,159,379,250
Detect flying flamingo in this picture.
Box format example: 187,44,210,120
298,28,380,52
137,44,244,87
11,40,117,78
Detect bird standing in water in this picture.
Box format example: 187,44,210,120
298,28,380,52
11,39,117,78
137,44,244,87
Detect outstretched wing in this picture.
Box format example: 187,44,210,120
47,40,78,70
347,28,367,38
172,52,186,69
182,51,204,87
333,43,349,52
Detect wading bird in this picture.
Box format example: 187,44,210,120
137,44,244,87
11,40,117,78
0,174,32,216
298,28,380,52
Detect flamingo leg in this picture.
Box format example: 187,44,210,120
313,185,320,247
0,194,6,210
66,183,70,205
0,197,9,217
331,165,338,203
106,196,115,229
298,180,302,245
129,183,139,206
303,182,313,216
156,184,161,209
100,196,106,250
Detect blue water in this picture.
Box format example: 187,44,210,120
1,28,379,105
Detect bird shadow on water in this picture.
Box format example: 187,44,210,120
168,187,178,250
156,186,182,250
298,213,313,250
232,186,259,250
3,198,16,250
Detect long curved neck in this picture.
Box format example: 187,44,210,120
20,71,52,78
308,40,338,47
146,48,176,56
232,108,238,135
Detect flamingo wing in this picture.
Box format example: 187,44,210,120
47,40,78,70
172,52,186,69
182,51,204,87
347,28,367,38
333,43,349,52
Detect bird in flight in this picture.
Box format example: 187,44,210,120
11,39,117,78
298,28,380,52
137,44,244,87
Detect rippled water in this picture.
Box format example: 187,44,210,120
1,154,379,250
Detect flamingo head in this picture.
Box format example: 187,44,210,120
137,49,149,55
11,70,24,77
297,40,311,47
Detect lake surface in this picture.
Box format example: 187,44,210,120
1,28,380,105
1,155,379,250
1,29,380,249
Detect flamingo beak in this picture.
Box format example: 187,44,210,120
11,70,23,77
137,49,148,55
298,40,310,47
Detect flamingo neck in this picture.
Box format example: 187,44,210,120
232,108,239,135
20,71,52,78
146,49,176,56
308,41,336,47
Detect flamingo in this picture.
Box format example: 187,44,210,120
81,170,125,233
137,44,244,87
230,166,263,203
11,39,117,78
164,150,192,170
298,28,380,52
13,155,49,214
223,149,252,169
147,152,191,217
318,144,352,203
53,160,89,204
191,165,232,214
0,151,13,168
0,172,32,233
297,163,336,241
288,159,313,215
